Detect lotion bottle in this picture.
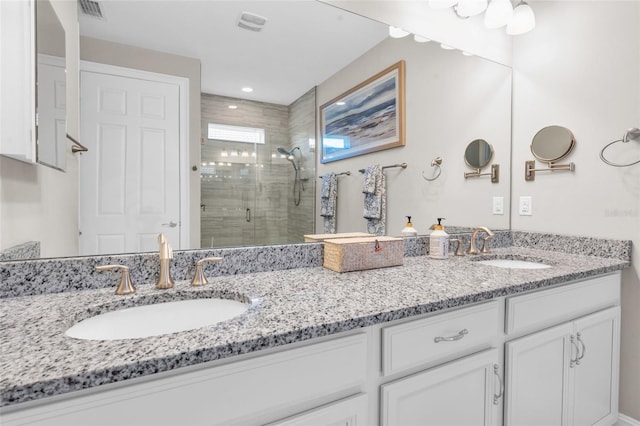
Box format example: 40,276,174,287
401,216,418,237
429,217,449,259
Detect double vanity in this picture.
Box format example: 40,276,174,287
0,231,631,425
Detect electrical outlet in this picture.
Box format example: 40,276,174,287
492,196,504,215
519,196,533,216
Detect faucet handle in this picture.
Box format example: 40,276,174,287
96,265,136,295
481,234,495,254
449,238,465,256
191,257,223,287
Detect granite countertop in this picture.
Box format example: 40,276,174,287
0,247,629,407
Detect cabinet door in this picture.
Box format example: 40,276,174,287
268,394,368,426
381,349,501,426
571,307,620,426
505,322,574,426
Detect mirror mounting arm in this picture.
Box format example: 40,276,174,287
525,160,575,181
464,164,500,183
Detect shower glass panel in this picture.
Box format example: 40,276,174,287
200,88,316,248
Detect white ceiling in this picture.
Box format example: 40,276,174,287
79,0,389,105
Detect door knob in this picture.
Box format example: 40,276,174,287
162,221,178,228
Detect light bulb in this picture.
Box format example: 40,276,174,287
388,26,410,38
456,0,488,17
484,0,513,29
506,1,535,35
428,0,458,9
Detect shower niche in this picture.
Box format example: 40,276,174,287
200,89,316,248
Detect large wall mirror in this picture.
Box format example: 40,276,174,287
1,0,512,261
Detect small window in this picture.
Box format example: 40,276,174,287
208,123,265,144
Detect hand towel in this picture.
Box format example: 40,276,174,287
320,172,337,233
362,164,386,236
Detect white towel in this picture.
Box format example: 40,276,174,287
320,172,337,233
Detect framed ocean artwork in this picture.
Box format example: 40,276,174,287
320,60,405,163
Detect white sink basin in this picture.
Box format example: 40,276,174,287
476,259,551,269
66,298,250,340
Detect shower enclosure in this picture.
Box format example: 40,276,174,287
200,89,316,248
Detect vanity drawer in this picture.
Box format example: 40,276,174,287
505,272,621,336
381,301,499,376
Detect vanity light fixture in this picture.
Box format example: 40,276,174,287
388,26,410,38
455,0,488,18
484,0,513,29
506,0,535,35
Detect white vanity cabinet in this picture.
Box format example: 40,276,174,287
379,301,503,426
504,273,621,426
381,348,502,426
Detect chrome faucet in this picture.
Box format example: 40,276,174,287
467,226,495,255
156,233,175,289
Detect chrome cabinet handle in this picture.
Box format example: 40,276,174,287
576,332,586,365
434,329,468,343
570,334,580,368
493,364,504,405
162,221,177,228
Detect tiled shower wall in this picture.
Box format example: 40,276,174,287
200,92,315,248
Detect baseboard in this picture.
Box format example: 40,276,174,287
618,414,640,426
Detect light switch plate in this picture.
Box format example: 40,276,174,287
519,196,533,215
492,196,504,215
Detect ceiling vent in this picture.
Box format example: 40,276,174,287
237,11,267,32
79,0,105,19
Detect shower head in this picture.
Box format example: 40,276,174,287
276,146,301,156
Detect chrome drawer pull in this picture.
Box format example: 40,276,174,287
434,329,468,343
493,364,504,405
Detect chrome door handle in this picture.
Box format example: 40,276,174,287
570,334,580,368
493,364,504,405
162,221,177,228
246,208,251,223
576,332,586,365
434,329,468,343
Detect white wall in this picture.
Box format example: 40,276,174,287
0,0,80,258
316,36,512,235
511,1,640,419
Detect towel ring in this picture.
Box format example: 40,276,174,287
422,157,443,181
599,127,640,167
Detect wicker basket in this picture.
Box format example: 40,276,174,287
323,236,404,272
303,232,374,242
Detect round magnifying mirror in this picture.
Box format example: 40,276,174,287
531,125,575,163
464,139,494,169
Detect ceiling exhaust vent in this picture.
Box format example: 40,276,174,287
237,11,267,32
79,0,104,19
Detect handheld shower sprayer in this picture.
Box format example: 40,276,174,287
276,146,304,206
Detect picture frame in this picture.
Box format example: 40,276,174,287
319,60,405,163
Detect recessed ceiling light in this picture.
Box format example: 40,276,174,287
242,87,253,93
228,105,238,109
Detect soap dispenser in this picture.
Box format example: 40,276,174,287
401,216,418,237
429,218,449,259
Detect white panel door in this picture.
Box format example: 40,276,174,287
80,71,181,255
36,56,66,170
505,322,574,426
571,307,620,426
381,349,501,426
